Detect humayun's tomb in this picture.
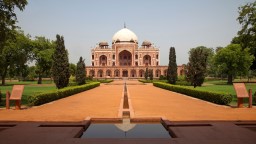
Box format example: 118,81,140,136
86,26,185,79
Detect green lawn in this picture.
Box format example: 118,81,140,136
185,83,256,106
140,79,256,106
0,80,107,108
0,83,57,108
2,80,54,85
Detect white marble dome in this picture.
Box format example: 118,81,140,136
112,28,138,43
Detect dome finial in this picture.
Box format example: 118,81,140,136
124,22,126,28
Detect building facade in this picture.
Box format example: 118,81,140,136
86,26,184,79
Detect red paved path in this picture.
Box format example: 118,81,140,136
128,83,256,121
0,80,255,122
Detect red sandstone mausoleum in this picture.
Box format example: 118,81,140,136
86,26,185,79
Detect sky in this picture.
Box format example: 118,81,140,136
15,0,254,66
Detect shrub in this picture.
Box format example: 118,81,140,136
175,81,191,86
153,82,232,105
28,82,100,106
68,82,78,86
159,75,166,80
0,90,2,104
95,79,113,83
253,91,256,104
138,79,153,83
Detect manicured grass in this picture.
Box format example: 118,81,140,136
0,80,101,108
184,83,256,106
0,84,57,108
2,80,53,85
141,78,256,106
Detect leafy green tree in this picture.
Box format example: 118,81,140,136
69,63,77,76
167,47,177,84
32,37,55,84
27,66,36,81
0,0,28,51
52,34,70,89
213,44,254,84
76,57,86,85
0,30,32,85
186,46,211,88
144,67,148,80
232,1,256,70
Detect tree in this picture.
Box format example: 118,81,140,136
0,0,28,51
233,1,256,70
27,66,36,81
76,57,86,85
144,67,148,80
32,37,55,84
213,44,254,84
69,63,77,76
149,69,153,80
51,35,70,89
0,30,32,85
167,47,177,84
186,46,210,88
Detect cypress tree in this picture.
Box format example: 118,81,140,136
144,67,149,80
167,47,177,84
52,34,70,89
149,69,153,80
76,56,86,85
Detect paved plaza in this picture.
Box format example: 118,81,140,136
0,80,256,122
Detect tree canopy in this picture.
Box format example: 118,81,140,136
0,30,32,85
213,44,254,84
32,37,55,84
232,1,256,70
0,0,28,50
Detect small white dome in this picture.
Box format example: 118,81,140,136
112,28,138,43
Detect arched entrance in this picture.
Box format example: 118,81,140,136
143,55,151,66
155,69,161,77
99,55,107,66
114,70,120,77
106,69,112,77
130,69,136,77
97,69,103,77
139,69,145,77
119,50,132,66
122,70,128,77
89,70,95,77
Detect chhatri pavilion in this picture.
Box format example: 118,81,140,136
86,26,185,79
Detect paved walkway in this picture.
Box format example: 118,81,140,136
0,80,256,122
0,83,123,122
128,83,256,121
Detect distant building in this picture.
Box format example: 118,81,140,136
86,26,185,79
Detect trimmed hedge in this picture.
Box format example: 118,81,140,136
138,79,153,83
153,82,232,105
94,79,113,83
28,82,100,106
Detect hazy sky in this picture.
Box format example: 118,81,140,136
16,0,254,65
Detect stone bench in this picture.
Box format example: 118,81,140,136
6,85,24,110
233,83,252,108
